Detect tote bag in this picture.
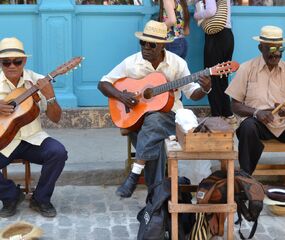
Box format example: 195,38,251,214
200,0,228,35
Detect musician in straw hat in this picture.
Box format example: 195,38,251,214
98,20,211,198
0,37,67,218
225,25,285,174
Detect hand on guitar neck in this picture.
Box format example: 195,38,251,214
36,78,56,101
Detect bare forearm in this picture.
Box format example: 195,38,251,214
231,99,255,117
190,88,207,100
46,102,62,123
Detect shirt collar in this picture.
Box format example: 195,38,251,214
0,69,34,89
137,49,170,69
258,55,285,73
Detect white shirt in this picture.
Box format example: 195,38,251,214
100,50,200,112
0,69,49,157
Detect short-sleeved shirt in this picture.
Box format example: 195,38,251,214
0,69,49,157
225,55,285,137
100,50,200,113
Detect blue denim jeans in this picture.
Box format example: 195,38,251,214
0,137,67,203
166,37,188,59
129,111,176,187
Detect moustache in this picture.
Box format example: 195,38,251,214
268,55,282,60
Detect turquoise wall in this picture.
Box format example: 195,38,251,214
0,0,284,108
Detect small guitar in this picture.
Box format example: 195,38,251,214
109,61,239,130
0,56,83,150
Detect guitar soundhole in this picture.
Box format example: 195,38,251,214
143,88,153,99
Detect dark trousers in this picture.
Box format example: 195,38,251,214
236,118,285,175
129,111,176,188
204,28,234,117
0,137,67,203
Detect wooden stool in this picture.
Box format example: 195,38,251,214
165,139,237,240
1,159,32,194
253,139,285,176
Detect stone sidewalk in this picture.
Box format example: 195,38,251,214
0,185,285,240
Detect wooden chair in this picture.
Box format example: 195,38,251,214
1,159,32,194
253,139,285,176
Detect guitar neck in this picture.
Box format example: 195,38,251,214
10,71,57,107
152,68,211,96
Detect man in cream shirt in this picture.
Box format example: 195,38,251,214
0,37,67,218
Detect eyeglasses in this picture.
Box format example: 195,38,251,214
139,40,157,49
266,46,284,53
1,59,23,67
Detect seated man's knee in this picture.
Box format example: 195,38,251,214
46,142,68,164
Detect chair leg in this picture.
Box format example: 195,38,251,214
24,161,31,195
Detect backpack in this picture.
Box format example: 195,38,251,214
196,170,264,239
137,177,195,240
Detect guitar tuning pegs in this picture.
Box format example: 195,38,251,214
79,64,81,68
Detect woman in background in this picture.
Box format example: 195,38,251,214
159,0,190,59
194,0,236,124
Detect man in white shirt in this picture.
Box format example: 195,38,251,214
0,37,67,218
98,20,211,198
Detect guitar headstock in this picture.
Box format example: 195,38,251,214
210,61,240,77
52,56,84,77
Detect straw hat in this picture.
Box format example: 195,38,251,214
0,37,31,58
135,20,173,43
0,221,43,240
253,25,285,44
268,205,285,216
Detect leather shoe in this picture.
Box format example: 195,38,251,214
30,197,57,218
0,188,25,218
116,172,140,198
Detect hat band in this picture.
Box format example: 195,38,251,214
142,33,167,40
0,48,25,54
260,36,283,42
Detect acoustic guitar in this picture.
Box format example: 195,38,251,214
0,56,83,150
109,61,239,130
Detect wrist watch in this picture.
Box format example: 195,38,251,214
47,96,56,105
201,87,212,94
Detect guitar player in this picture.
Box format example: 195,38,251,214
0,37,67,218
98,20,211,198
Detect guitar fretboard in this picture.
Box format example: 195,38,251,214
152,68,210,96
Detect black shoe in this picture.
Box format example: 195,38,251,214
30,197,57,218
0,189,25,218
116,172,140,198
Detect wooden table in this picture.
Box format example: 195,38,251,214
165,139,237,240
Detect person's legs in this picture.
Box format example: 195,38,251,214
166,38,187,59
204,28,234,117
236,118,274,174
116,111,175,198
0,153,25,217
16,138,67,217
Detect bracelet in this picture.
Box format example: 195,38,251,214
46,96,56,105
201,87,212,94
253,109,260,119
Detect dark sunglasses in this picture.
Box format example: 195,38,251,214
265,46,284,53
139,40,157,49
1,59,23,67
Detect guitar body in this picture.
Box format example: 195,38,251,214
109,72,174,130
0,87,40,150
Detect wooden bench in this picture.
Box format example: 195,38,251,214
253,139,285,176
1,159,32,195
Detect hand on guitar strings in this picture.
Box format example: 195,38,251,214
36,78,56,101
119,90,138,108
0,100,15,115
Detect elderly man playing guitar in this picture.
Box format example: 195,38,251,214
0,37,67,218
98,20,212,198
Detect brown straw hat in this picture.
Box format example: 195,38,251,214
0,221,43,240
0,37,31,58
253,25,285,44
268,205,285,216
135,20,173,43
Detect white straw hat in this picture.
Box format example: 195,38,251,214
253,25,285,44
135,20,173,43
0,37,31,58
